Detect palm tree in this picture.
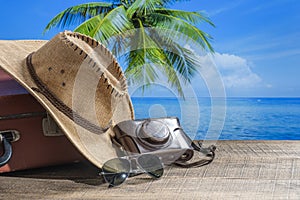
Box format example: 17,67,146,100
44,0,214,97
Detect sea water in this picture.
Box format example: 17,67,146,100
132,97,300,140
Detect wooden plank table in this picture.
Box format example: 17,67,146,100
1,141,300,199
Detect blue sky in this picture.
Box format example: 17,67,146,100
0,0,299,97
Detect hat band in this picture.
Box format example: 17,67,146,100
26,53,112,134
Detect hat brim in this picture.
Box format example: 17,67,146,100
0,40,134,168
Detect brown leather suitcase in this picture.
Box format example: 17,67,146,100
0,70,83,173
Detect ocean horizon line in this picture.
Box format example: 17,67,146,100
131,96,300,99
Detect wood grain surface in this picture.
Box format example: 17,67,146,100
1,140,300,199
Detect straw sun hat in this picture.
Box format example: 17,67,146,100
0,31,134,168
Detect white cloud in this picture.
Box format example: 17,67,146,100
129,49,263,97
213,53,262,88
196,52,262,89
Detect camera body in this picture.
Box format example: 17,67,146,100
113,117,194,165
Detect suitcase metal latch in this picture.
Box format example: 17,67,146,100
42,113,64,137
0,130,20,167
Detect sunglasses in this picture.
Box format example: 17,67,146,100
100,154,164,187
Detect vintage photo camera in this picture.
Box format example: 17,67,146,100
113,117,196,165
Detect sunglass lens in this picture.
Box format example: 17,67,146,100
138,154,164,179
102,158,130,187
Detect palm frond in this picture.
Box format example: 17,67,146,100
74,13,105,35
44,0,214,97
125,52,158,85
149,28,199,82
127,0,165,18
75,6,133,45
158,0,190,6
146,12,214,52
165,45,199,82
124,19,149,75
44,2,114,33
153,52,184,97
125,49,184,97
123,21,161,86
155,9,215,27
123,25,184,96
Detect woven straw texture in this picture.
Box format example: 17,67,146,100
0,31,134,168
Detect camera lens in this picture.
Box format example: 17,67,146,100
138,120,171,146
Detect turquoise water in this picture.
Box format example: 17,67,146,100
132,97,300,140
